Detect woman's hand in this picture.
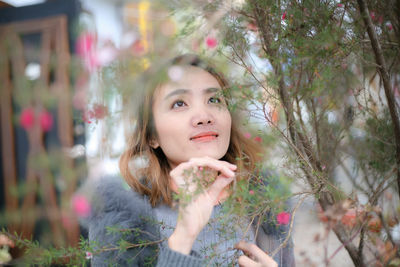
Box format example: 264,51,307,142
235,241,278,267
167,157,236,254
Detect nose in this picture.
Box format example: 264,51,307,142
191,106,215,127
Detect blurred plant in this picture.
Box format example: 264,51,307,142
2,0,399,266
170,0,398,265
127,0,398,265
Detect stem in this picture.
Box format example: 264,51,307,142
270,194,308,257
249,1,365,265
357,0,400,199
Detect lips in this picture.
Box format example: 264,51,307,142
190,131,219,141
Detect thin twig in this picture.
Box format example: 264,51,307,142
357,0,400,200
270,193,309,256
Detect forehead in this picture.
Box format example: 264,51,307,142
155,65,222,97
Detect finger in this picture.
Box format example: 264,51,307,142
189,157,236,170
170,158,235,179
207,176,234,200
188,157,236,178
190,156,237,170
170,158,236,192
238,255,257,267
170,161,195,186
235,241,275,264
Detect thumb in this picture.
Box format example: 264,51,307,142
207,176,234,201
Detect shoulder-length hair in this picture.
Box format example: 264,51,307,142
119,54,263,207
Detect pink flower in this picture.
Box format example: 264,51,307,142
254,136,262,143
76,33,95,57
132,40,146,56
386,23,393,31
282,11,287,20
341,209,357,228
277,211,290,225
92,103,108,119
244,132,251,139
39,110,53,132
82,111,92,124
205,36,218,49
249,190,254,195
370,11,376,21
82,104,108,123
247,22,257,31
337,3,343,7
20,108,35,130
72,194,91,218
85,251,93,259
75,32,102,71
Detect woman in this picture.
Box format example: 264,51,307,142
86,55,295,266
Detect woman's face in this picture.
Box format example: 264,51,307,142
151,65,232,169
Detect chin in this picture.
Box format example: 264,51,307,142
193,149,227,160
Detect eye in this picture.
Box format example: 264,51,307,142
208,97,222,104
171,100,186,109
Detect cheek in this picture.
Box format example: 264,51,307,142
218,111,232,147
155,116,183,143
223,112,232,135
155,120,169,139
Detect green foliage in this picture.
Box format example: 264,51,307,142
221,167,292,224
354,109,396,175
1,229,90,266
3,0,399,265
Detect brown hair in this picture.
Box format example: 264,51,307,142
119,54,263,207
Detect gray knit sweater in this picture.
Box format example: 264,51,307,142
82,176,295,267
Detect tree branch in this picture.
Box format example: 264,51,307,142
357,0,400,199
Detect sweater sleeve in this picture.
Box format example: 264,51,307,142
256,215,296,267
82,176,204,267
156,246,203,267
85,176,159,266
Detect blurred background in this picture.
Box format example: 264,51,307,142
0,0,399,266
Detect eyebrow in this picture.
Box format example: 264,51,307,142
164,87,220,100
